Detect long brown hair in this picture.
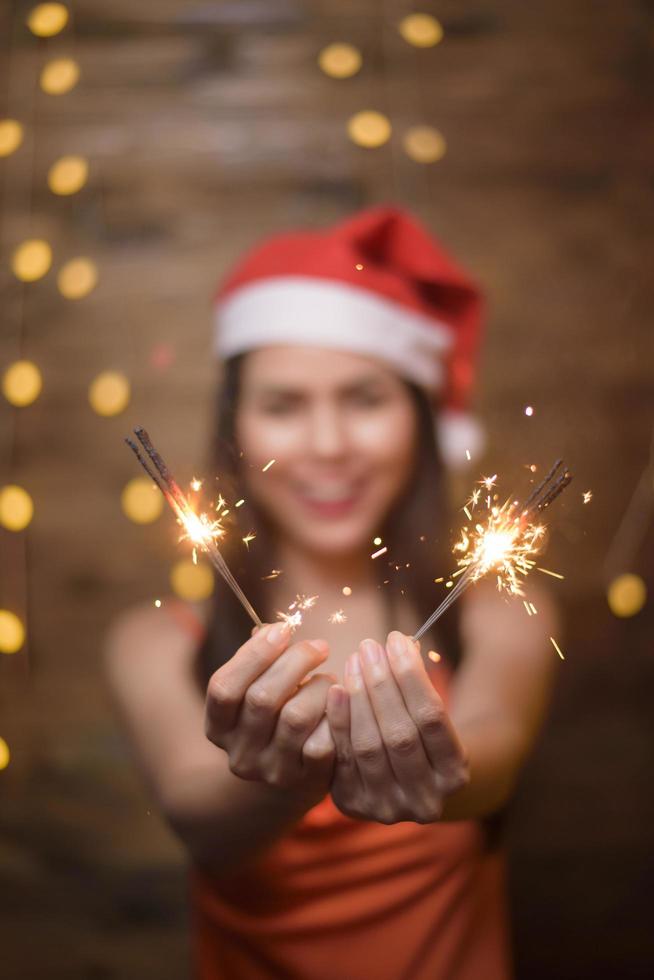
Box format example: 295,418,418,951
195,355,461,688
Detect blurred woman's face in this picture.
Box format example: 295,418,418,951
235,346,419,557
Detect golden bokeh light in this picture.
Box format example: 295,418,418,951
11,239,52,282
0,610,25,655
27,3,69,37
57,257,98,299
170,559,214,602
47,155,88,196
88,371,130,417
40,57,80,95
347,110,392,148
607,573,647,618
318,43,362,79
121,477,164,525
0,737,9,771
2,361,43,407
398,13,444,48
0,485,34,532
403,125,447,163
0,119,24,157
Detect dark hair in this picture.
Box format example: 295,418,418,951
194,355,461,688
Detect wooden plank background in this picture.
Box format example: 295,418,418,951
0,1,653,976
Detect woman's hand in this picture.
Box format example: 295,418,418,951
204,621,336,798
326,631,469,824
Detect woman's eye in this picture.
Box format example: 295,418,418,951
347,391,387,408
260,401,297,415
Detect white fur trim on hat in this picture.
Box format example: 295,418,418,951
214,276,453,392
436,410,485,469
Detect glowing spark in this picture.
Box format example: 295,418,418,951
262,458,276,472
277,609,303,630
235,498,245,507
355,263,364,270
529,602,538,615
215,493,227,511
550,636,565,660
480,474,497,491
466,449,471,461
289,593,319,611
583,490,593,504
523,600,533,616
221,509,230,517
525,406,534,416
428,650,441,663
434,577,444,583
445,580,454,588
371,545,388,559
329,609,347,624
373,536,382,546
242,531,256,548
190,478,202,492
342,586,352,596
536,566,564,579
262,568,283,580
154,599,162,608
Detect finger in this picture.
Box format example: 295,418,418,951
357,638,433,794
238,639,329,745
386,631,467,780
205,621,292,735
345,653,394,795
270,673,335,776
302,715,336,782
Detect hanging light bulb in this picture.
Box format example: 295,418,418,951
2,361,43,407
403,125,447,163
57,257,98,299
88,371,130,417
347,110,392,148
27,3,69,38
47,155,88,196
0,119,24,157
11,240,52,282
170,559,214,601
40,57,80,95
121,477,164,524
0,485,34,531
0,610,25,655
398,14,444,48
318,43,362,79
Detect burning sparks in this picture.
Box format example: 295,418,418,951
583,490,593,504
154,599,162,608
235,498,245,508
373,536,382,546
525,406,534,417
262,568,283,580
413,460,572,641
242,531,256,548
262,458,276,472
329,609,347,624
342,586,352,596
371,545,388,560
190,477,202,492
428,650,441,663
550,636,565,660
276,593,319,631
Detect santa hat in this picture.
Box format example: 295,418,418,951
213,204,484,467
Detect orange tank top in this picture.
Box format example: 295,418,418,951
167,600,513,980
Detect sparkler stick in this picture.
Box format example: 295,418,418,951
413,461,572,641
125,427,262,628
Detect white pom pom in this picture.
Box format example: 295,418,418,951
436,410,485,469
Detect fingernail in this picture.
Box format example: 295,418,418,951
360,639,381,667
329,685,346,709
308,638,329,655
387,631,407,660
267,621,290,644
347,652,361,676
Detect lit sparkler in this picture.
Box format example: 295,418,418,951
413,459,572,641
125,426,262,628
276,593,319,631
329,609,347,624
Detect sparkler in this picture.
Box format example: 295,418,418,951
125,426,262,628
413,459,572,642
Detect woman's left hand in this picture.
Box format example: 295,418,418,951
327,631,469,824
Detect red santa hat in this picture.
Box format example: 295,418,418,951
213,204,484,467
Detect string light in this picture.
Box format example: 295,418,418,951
0,485,34,531
0,610,25,654
398,13,444,48
11,239,52,281
121,478,164,525
57,257,98,299
47,155,88,196
2,361,42,407
40,57,80,95
607,573,647,618
27,3,69,37
0,119,24,157
88,371,130,417
318,43,362,78
0,737,9,771
403,125,446,163
347,110,392,148
170,559,214,601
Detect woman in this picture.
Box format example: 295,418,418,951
105,205,558,979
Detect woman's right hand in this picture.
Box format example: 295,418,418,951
204,621,336,797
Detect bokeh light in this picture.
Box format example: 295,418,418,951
0,119,24,157
347,110,392,148
2,361,43,407
27,3,69,37
170,559,214,601
57,257,98,299
0,737,9,771
11,239,52,282
0,485,34,532
121,477,164,525
40,57,80,95
403,125,447,163
0,610,25,655
88,371,130,417
318,43,362,79
398,13,444,48
607,573,647,618
47,155,88,196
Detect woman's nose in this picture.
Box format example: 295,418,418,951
307,405,348,458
